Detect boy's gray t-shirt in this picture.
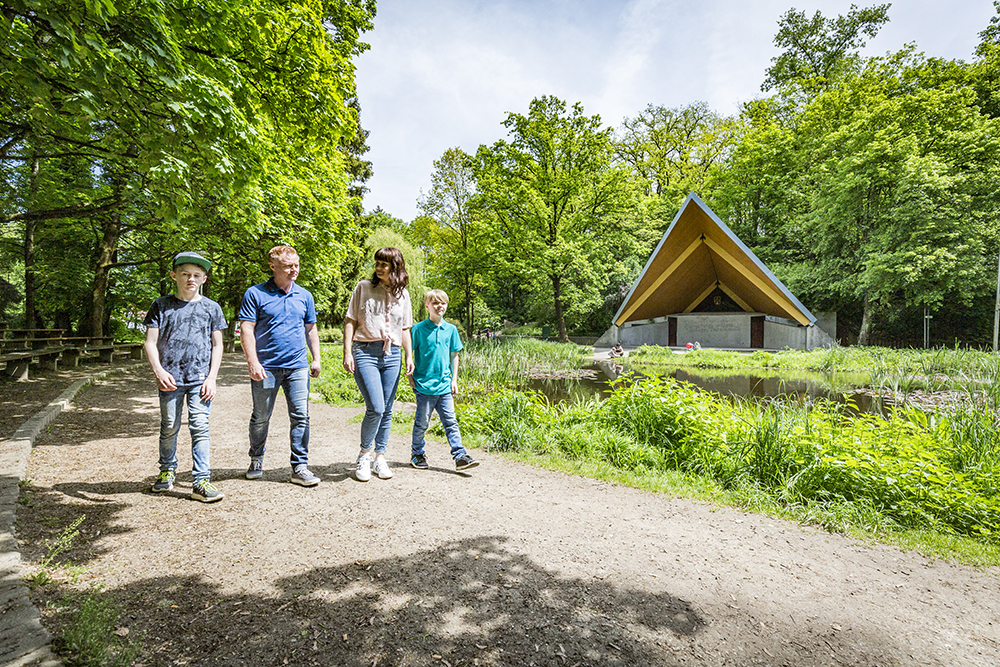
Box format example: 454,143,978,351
144,295,227,386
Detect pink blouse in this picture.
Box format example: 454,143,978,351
346,280,413,349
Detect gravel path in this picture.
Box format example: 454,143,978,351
11,354,1000,667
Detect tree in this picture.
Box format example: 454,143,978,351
473,96,642,341
614,102,738,201
416,148,490,333
0,0,375,334
762,3,890,93
792,50,1000,344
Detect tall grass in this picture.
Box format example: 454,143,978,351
459,376,1000,545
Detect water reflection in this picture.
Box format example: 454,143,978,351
522,361,880,414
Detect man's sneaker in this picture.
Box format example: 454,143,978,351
355,452,373,482
290,466,320,487
373,456,393,480
455,455,479,471
151,470,175,493
246,457,263,480
191,480,224,502
410,454,428,469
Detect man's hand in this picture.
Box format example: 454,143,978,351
247,360,267,381
310,359,321,378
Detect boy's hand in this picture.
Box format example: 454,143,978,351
451,379,459,395
155,369,177,392
201,377,217,401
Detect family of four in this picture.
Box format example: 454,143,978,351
143,245,478,502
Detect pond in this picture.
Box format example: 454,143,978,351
523,360,883,413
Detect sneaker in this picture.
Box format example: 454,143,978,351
290,466,320,487
410,454,428,469
355,452,373,482
246,457,263,480
191,480,224,502
455,455,479,471
151,470,175,492
373,456,393,480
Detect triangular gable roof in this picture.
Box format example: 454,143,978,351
613,193,815,327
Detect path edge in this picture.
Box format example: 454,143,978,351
1,367,130,667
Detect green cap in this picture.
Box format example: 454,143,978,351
173,251,211,273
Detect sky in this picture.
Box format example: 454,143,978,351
354,0,998,222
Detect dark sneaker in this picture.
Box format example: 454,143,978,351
151,470,175,492
411,454,428,469
246,457,263,480
191,480,224,503
290,466,320,487
455,455,479,471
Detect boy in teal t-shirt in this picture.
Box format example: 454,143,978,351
407,289,479,471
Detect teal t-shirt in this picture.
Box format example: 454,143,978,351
411,318,463,395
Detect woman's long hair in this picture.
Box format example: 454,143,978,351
370,247,408,298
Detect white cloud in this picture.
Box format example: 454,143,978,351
355,0,995,221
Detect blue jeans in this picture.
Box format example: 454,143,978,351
249,366,310,468
412,391,467,460
352,341,402,455
159,385,212,483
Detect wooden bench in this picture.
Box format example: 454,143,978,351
0,346,67,380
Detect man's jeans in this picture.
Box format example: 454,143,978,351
159,384,212,483
412,391,467,460
352,341,402,455
249,366,310,468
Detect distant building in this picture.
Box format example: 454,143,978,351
596,193,835,351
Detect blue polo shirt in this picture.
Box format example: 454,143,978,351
238,278,316,369
411,317,463,395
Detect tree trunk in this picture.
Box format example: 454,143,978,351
24,154,40,330
857,295,873,346
90,210,122,338
552,274,569,343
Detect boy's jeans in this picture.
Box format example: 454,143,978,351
411,391,467,460
352,341,401,455
158,384,212,483
248,366,310,468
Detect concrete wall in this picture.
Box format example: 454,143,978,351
764,319,806,349
600,311,836,351
676,313,749,348
619,320,672,346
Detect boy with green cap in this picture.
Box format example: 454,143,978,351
143,251,227,502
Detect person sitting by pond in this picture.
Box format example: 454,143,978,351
610,343,624,358
407,289,479,472
343,247,414,482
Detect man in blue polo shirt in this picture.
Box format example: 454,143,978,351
239,245,322,486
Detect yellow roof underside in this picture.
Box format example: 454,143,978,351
615,198,811,326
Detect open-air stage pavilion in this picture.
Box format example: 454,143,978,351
596,193,836,351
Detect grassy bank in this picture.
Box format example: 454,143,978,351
630,344,1000,380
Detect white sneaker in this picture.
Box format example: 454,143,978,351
373,456,393,480
355,452,373,482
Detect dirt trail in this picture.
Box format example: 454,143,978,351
15,355,1000,666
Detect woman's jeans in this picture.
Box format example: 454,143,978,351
249,366,310,468
352,341,402,454
159,385,212,483
412,391,468,460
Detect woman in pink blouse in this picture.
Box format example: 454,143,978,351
343,247,414,482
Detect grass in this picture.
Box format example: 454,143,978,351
21,512,142,666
